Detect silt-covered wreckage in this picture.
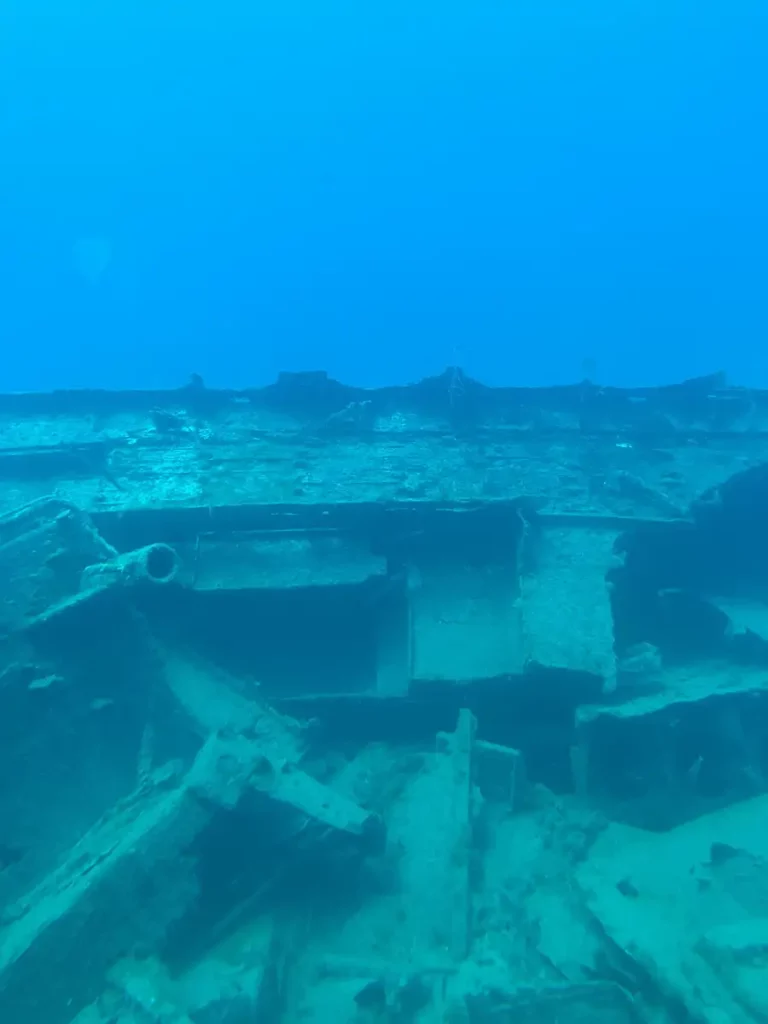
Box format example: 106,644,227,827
1,368,768,1023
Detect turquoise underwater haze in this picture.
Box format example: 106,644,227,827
0,1,766,391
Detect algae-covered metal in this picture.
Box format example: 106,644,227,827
0,369,757,518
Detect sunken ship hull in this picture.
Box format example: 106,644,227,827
1,369,768,1024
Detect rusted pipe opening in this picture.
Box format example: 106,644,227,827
142,543,179,584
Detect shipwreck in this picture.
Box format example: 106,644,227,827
1,367,768,1023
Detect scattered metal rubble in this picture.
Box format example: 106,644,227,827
1,370,768,1022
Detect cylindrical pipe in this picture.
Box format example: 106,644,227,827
81,543,181,592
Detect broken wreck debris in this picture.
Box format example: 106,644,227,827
1,371,768,1021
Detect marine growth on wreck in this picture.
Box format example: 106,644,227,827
1,369,768,1024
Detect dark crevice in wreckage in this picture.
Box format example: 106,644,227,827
2,369,768,1024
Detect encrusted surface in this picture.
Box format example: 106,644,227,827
0,371,763,519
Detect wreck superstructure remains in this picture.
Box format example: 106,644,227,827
1,369,768,1023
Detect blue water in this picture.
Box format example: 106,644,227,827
2,1,767,391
